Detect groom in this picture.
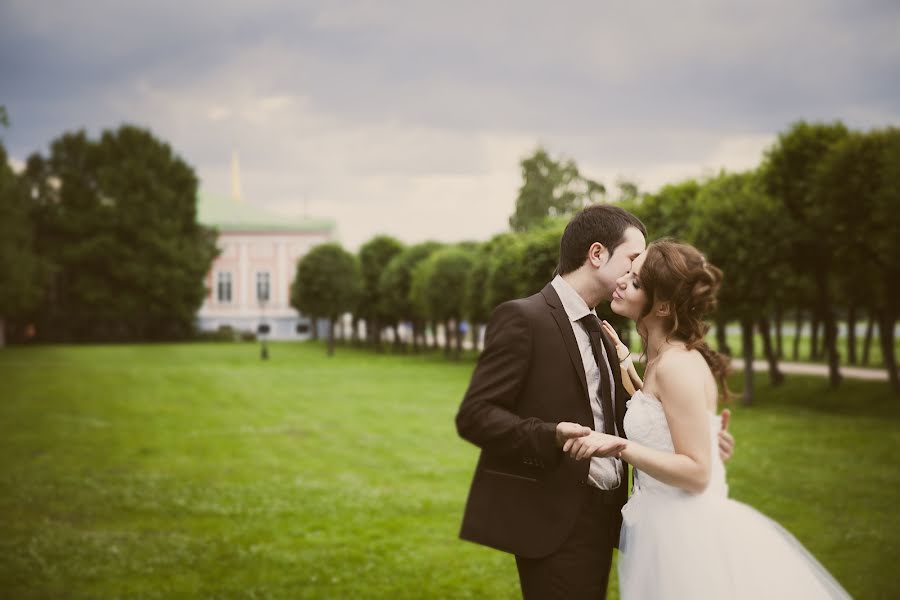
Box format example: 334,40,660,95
455,205,733,599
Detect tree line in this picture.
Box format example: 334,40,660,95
1,113,896,397
292,121,899,400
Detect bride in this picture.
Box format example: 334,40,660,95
562,239,851,599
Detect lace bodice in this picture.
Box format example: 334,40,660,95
624,390,728,498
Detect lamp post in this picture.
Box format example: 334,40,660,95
258,299,270,360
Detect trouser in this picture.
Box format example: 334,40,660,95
515,487,621,600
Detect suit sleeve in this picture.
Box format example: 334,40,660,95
455,301,560,466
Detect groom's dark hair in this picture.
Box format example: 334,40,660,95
557,205,647,275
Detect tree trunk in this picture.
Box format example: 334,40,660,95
471,322,480,353
810,311,821,361
846,305,857,365
878,310,899,395
758,317,784,386
393,324,403,352
741,317,755,406
351,317,360,346
814,269,842,388
792,308,803,361
774,306,784,360
715,318,732,356
429,320,437,350
862,313,875,366
0,317,5,348
374,318,384,353
412,321,421,353
443,320,452,359
327,319,335,356
311,318,320,341
455,319,463,360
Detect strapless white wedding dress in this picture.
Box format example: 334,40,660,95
618,390,852,599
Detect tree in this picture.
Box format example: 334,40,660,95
519,225,564,298
411,246,474,359
0,135,46,346
761,120,849,388
378,241,443,352
357,235,404,350
691,171,789,404
509,147,605,232
629,179,701,241
22,125,218,342
814,127,900,393
291,242,362,356
484,234,527,315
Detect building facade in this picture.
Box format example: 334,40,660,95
195,194,334,340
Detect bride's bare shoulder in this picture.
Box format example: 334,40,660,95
654,349,709,389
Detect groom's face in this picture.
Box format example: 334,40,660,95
597,227,646,301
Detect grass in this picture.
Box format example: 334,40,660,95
1,342,898,598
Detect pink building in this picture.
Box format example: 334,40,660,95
195,194,334,340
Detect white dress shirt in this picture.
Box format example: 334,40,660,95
551,275,623,490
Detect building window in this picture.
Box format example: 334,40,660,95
256,271,271,303
217,272,232,303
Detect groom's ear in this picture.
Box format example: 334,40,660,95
587,242,607,268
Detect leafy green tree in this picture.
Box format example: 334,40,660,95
378,241,442,352
629,179,701,241
691,171,788,403
509,147,605,232
22,125,217,341
814,127,900,393
519,225,563,297
761,120,849,388
411,246,474,359
357,235,404,350
484,234,527,315
462,242,491,349
0,136,46,346
291,242,362,356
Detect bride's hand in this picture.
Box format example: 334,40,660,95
563,431,628,460
601,320,631,363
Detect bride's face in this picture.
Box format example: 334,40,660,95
611,251,648,321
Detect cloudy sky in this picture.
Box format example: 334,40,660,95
2,1,899,249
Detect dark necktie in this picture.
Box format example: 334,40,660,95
578,314,616,435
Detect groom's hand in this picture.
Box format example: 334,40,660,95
564,431,628,460
718,409,735,462
556,422,592,447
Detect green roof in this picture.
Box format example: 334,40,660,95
197,193,335,233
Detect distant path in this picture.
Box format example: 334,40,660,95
730,358,889,381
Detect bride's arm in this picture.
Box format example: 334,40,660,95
567,353,713,494
600,320,643,391
623,355,712,493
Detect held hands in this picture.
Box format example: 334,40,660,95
563,429,628,460
556,422,592,447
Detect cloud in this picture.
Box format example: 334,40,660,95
2,0,899,249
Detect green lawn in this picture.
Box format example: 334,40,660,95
1,342,897,599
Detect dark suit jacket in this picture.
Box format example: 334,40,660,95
455,282,631,558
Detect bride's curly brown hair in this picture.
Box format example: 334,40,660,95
638,239,732,400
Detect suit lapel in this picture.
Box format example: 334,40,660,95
542,284,590,403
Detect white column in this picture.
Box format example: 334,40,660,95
239,236,250,310
276,237,287,309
